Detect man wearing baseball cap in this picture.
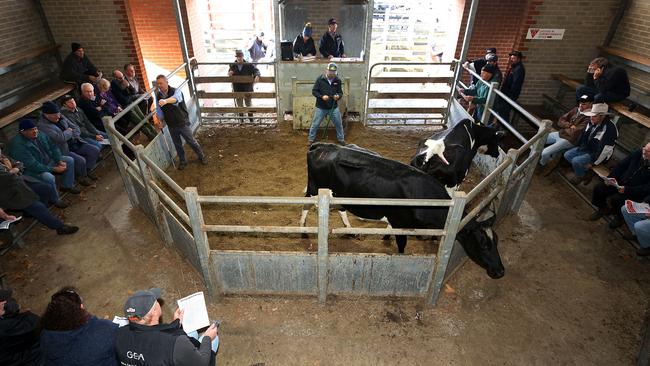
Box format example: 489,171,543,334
463,47,498,85
115,288,218,365
319,18,346,59
563,102,618,185
308,62,345,145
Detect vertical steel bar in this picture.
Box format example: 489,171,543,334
102,116,139,206
273,0,281,121
185,187,220,299
451,0,480,100
481,81,499,125
361,0,374,124
135,146,173,246
495,148,521,221
428,191,467,306
171,0,201,123
151,81,177,169
317,188,331,304
510,120,551,214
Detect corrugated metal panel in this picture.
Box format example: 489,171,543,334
163,207,202,273
328,253,435,296
212,251,318,295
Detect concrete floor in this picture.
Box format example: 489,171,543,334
2,158,650,365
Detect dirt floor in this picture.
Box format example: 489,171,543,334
166,122,484,254
2,123,650,365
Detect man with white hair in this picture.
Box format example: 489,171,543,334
78,82,109,132
114,288,219,366
563,102,618,185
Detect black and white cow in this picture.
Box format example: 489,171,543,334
410,119,505,190
300,143,505,279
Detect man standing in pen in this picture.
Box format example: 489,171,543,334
307,63,345,146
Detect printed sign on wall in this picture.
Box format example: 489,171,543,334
526,28,565,40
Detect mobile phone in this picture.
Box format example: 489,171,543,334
212,320,221,329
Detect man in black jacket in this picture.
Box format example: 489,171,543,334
228,50,261,123
576,57,630,103
589,142,650,227
0,289,42,366
308,63,345,145
319,18,346,59
60,42,102,86
494,50,526,124
115,288,219,366
463,47,497,85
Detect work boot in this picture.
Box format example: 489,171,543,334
636,247,650,257
87,172,99,180
541,157,561,176
178,161,187,170
608,215,624,229
61,186,81,194
54,200,70,209
581,170,595,185
56,225,79,235
588,209,606,221
569,174,583,185
78,177,92,186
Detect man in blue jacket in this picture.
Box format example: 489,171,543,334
563,103,618,185
307,62,345,146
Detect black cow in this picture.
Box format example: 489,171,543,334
300,143,505,279
410,119,505,189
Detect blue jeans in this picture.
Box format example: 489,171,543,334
23,201,64,230
308,106,344,142
564,147,592,177
540,132,575,166
40,155,75,188
26,180,60,205
187,330,220,353
72,143,101,172
621,206,650,249
170,124,204,163
84,131,108,149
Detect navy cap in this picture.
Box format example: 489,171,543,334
124,288,161,319
42,101,60,114
328,18,337,25
18,118,37,132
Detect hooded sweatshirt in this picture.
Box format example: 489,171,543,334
40,316,118,366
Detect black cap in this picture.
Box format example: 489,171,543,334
18,118,37,132
486,47,497,54
482,64,497,74
0,288,12,302
579,94,594,103
509,50,523,58
41,101,60,114
328,18,337,25
71,42,82,52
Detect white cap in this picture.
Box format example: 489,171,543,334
583,103,611,116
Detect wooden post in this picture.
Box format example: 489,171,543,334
427,191,467,306
185,187,220,300
317,188,331,304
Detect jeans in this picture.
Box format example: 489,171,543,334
564,147,592,177
187,330,220,353
308,106,344,142
71,143,101,174
23,201,63,230
235,95,253,121
26,180,60,205
169,124,204,163
540,132,575,166
40,155,75,188
576,85,627,104
621,205,650,249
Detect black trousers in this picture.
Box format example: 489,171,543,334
591,182,625,213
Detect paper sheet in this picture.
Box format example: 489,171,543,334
99,139,111,146
625,200,650,214
177,291,210,333
112,316,129,327
0,216,22,230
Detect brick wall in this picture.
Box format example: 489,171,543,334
610,0,650,93
0,0,53,96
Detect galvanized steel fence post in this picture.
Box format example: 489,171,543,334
185,187,220,300
481,81,500,125
102,116,139,206
135,146,173,246
495,148,520,221
427,191,467,306
510,120,551,214
317,189,331,304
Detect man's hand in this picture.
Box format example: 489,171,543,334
464,95,474,102
341,54,347,58
173,307,184,322
593,68,603,80
333,95,340,101
204,323,218,340
322,95,330,101
228,70,234,76
328,55,333,60
254,75,260,83
117,106,123,113
0,208,16,221
52,165,66,174
8,167,19,175
618,186,625,194
159,99,167,107
96,134,104,141
99,99,106,106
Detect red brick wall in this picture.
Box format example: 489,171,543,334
610,1,650,93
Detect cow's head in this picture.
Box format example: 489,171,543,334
471,123,505,158
456,211,504,279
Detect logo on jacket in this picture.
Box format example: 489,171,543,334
127,351,145,361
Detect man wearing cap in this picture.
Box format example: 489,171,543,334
464,47,497,85
308,62,345,145
247,31,268,62
576,57,630,104
459,64,497,121
0,289,42,366
563,103,618,185
115,288,219,366
61,42,102,85
229,50,261,123
155,75,207,170
589,142,650,228
319,18,346,59
539,94,593,176
9,119,81,194
293,22,317,58
38,101,100,186
60,94,109,150
494,50,526,123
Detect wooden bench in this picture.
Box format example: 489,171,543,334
0,44,75,142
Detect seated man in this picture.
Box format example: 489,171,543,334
1,146,68,208
111,69,138,107
60,42,102,86
38,101,99,185
9,119,80,195
115,288,219,366
539,94,593,175
229,50,261,123
293,22,316,58
78,82,110,132
590,142,650,227
620,196,650,257
60,94,108,150
319,18,345,59
0,289,42,366
460,64,496,122
576,57,630,103
563,103,618,185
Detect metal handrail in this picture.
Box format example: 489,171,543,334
465,155,513,202
140,155,185,197
148,179,190,225
198,196,314,205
